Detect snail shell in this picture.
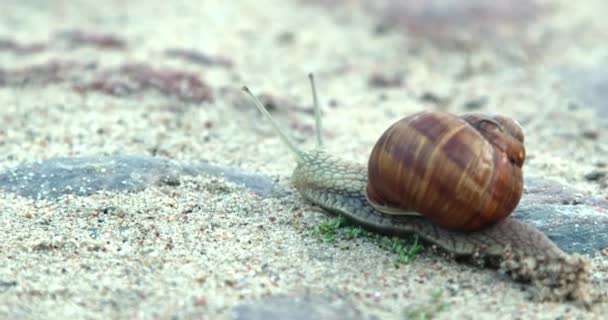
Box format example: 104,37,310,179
366,111,526,232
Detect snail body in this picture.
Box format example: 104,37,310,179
242,75,590,305
366,111,525,231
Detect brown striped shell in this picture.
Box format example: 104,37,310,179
366,111,526,232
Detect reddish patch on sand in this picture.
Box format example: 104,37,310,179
73,64,213,103
0,38,47,55
0,60,212,103
55,30,127,50
304,0,547,48
0,60,95,86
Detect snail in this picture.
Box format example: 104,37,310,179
242,74,591,306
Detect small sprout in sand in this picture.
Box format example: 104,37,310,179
313,216,346,243
312,216,423,265
379,236,422,267
403,290,449,320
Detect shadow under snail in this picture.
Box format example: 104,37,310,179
242,74,593,307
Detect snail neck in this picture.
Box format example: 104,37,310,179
292,149,366,196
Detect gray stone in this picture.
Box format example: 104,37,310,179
232,294,366,320
0,155,288,200
514,204,608,255
187,162,289,198
511,176,608,254
0,280,17,291
522,176,608,207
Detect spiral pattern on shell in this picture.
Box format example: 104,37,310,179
366,111,526,232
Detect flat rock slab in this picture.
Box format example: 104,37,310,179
0,155,606,255
0,155,287,200
516,176,608,254
233,294,365,320
523,176,608,207
514,204,608,255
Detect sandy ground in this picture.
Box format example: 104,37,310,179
0,0,607,319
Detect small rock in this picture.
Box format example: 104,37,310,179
276,31,295,44
463,97,488,110
233,294,365,320
252,93,311,114
368,71,404,88
584,170,606,182
0,280,17,291
582,130,599,140
165,48,233,68
419,92,446,105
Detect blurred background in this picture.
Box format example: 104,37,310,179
0,1,607,319
0,0,606,191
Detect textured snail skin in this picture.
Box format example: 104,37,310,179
293,149,591,306
367,111,525,231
